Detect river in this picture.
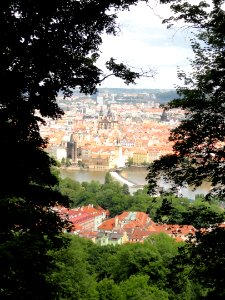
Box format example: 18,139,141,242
59,167,211,199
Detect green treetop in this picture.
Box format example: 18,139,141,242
146,1,225,298
147,0,225,201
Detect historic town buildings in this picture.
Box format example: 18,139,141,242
39,91,184,169
54,205,196,245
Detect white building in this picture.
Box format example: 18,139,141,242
56,147,67,161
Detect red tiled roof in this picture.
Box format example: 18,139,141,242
123,220,142,229
128,229,153,240
98,218,115,231
154,224,196,236
118,211,129,220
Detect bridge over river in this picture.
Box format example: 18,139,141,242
60,167,210,199
110,171,145,188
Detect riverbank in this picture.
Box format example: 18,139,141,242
59,165,148,172
59,167,148,195
59,167,211,200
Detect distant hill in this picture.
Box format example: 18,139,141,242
97,88,179,104
154,90,180,104
58,88,180,104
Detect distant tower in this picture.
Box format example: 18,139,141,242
114,137,125,168
99,106,104,120
106,104,113,129
66,133,77,163
160,109,169,122
115,137,122,158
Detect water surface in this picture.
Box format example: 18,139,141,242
59,167,211,199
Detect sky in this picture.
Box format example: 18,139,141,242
97,0,196,90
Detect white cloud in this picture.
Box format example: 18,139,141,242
98,1,195,89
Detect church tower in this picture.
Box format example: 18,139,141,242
98,104,118,131
160,109,169,122
114,137,125,168
66,133,77,163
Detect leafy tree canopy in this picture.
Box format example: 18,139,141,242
147,0,225,201
146,2,225,299
0,0,165,297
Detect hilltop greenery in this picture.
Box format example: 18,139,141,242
54,172,225,300
147,0,225,298
45,170,225,300
47,233,183,300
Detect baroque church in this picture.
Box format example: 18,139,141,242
97,104,118,131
